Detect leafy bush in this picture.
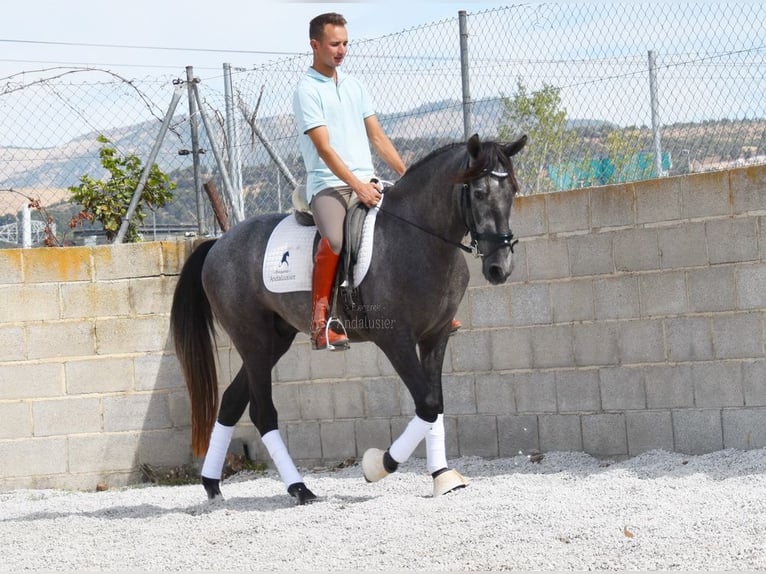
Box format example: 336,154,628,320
69,135,175,242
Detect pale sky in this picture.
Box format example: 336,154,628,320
2,1,762,144
1,1,506,80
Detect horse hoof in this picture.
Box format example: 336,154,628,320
288,482,317,505
202,477,222,500
433,468,469,497
362,448,389,483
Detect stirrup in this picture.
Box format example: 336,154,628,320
324,316,349,351
311,317,349,351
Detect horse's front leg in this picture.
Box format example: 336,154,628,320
362,412,468,496
424,414,469,496
362,333,468,496
420,334,469,496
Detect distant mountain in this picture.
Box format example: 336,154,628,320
2,96,759,216
0,99,509,195
1,122,175,191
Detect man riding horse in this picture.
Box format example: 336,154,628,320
170,12,528,505
293,12,459,351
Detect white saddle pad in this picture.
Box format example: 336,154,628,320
263,216,316,293
263,207,381,293
352,197,382,287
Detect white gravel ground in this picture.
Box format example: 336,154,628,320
2,449,766,572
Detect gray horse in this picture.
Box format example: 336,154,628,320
170,133,527,504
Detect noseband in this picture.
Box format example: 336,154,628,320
460,168,519,258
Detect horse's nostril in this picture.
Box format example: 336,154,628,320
488,265,507,284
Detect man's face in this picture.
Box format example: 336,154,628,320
312,24,349,72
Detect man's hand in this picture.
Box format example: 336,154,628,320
304,126,385,208
354,180,383,208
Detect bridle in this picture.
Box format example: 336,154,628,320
459,167,519,258
375,156,519,259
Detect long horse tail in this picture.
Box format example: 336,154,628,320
170,239,219,457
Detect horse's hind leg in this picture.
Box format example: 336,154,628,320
247,401,316,505
240,316,316,505
200,368,249,499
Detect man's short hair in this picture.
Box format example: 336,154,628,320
309,13,347,41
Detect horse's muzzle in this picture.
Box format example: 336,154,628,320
483,257,513,285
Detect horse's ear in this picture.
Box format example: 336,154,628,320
467,133,481,159
503,134,528,157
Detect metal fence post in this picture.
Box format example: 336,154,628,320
21,201,31,248
648,50,664,177
192,82,244,225
223,63,244,218
459,10,472,140
186,66,207,235
114,83,185,244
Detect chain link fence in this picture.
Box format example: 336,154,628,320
1,3,764,247
0,69,213,245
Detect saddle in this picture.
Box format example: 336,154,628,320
292,186,376,316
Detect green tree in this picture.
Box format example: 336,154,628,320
69,135,175,242
498,80,580,194
604,128,652,184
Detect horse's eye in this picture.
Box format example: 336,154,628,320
473,187,487,200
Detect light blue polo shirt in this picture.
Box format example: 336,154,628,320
293,67,376,200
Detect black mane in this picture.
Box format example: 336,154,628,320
454,141,512,184
405,141,465,174
403,139,512,185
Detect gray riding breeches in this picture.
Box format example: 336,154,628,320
310,186,358,254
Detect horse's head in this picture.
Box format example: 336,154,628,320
457,133,527,285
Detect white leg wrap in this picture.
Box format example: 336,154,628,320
425,414,448,475
261,429,303,487
201,422,235,479
389,416,433,464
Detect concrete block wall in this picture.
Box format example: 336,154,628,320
259,165,766,466
0,241,197,490
1,164,764,490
